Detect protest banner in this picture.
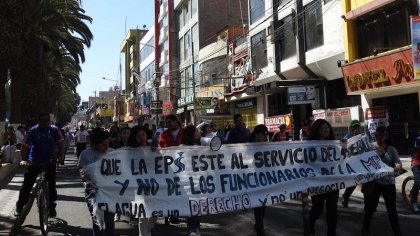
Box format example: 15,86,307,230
85,135,393,218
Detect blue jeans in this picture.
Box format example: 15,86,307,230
411,166,420,203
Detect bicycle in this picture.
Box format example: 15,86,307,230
401,175,415,204
10,169,50,236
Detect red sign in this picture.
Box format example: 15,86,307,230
264,115,293,133
365,107,388,120
162,101,173,116
342,49,418,93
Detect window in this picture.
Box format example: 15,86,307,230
304,0,323,51
356,0,418,58
191,0,198,16
250,0,265,25
251,30,268,70
184,30,191,61
274,14,296,60
191,24,199,55
179,10,184,28
179,37,184,62
140,37,154,61
181,70,186,97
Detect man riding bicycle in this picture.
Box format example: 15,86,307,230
14,113,65,218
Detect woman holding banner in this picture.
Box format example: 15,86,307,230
307,119,338,236
249,124,270,236
181,125,203,236
362,126,403,236
78,128,115,236
128,126,157,236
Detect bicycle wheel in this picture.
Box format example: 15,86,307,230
38,182,49,235
402,176,414,204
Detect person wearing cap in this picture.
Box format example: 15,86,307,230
410,132,420,212
248,124,270,236
74,125,90,158
15,113,65,218
362,126,403,236
341,119,363,208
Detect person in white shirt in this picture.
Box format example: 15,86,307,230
74,125,90,158
15,126,26,149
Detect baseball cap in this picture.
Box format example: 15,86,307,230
350,119,361,127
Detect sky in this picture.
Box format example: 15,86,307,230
77,0,154,102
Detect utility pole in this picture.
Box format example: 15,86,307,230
191,42,196,125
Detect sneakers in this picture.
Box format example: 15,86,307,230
49,208,57,218
412,202,420,212
114,214,120,222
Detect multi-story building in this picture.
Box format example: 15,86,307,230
138,26,156,122
86,88,119,127
173,0,248,124
340,0,420,154
120,29,148,123
244,0,358,137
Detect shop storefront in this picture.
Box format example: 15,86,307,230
342,47,420,154
234,98,258,130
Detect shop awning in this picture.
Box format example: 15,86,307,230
251,75,281,87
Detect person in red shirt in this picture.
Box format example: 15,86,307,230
411,133,420,212
159,115,184,148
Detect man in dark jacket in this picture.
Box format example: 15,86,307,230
227,114,250,144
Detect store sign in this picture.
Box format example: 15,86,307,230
197,87,225,99
264,115,293,133
178,95,194,107
150,101,163,114
411,16,420,80
176,108,184,114
364,107,389,138
287,86,316,105
313,108,351,128
342,49,416,93
195,97,212,110
235,99,254,109
142,105,150,115
162,101,173,116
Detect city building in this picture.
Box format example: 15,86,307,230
243,0,359,137
120,29,148,123
138,25,156,123
341,0,420,154
85,88,118,128
173,0,248,125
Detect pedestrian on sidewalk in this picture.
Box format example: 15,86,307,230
307,119,338,236
341,119,363,208
15,113,65,218
227,114,250,144
74,125,89,158
410,133,420,212
362,126,403,236
249,124,270,236
78,127,115,236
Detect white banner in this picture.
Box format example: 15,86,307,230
85,135,393,218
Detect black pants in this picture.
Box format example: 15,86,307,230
76,142,87,158
342,186,356,201
310,190,339,236
186,216,201,232
16,165,57,210
254,206,266,231
363,183,400,234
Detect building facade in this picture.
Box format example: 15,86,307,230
341,0,420,154
174,0,248,125
120,29,148,123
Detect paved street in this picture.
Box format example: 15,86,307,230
0,149,419,236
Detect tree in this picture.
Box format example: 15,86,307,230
0,0,92,123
